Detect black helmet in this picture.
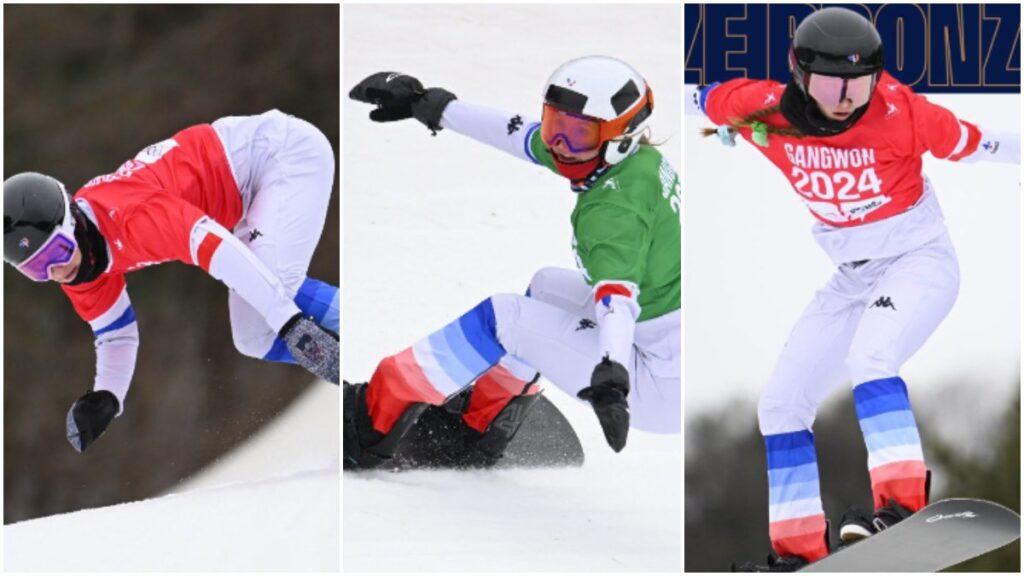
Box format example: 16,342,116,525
790,7,884,88
4,172,72,265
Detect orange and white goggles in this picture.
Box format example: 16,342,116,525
540,91,653,154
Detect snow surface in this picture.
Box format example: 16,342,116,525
343,4,681,572
4,384,340,571
4,469,338,572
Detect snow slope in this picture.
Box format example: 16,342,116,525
343,4,681,572
4,384,340,571
4,469,338,571
174,383,339,492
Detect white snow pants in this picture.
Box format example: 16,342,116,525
212,110,335,358
757,233,960,435
493,267,681,433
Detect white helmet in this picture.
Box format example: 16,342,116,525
542,56,654,166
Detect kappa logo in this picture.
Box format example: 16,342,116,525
603,178,619,190
848,53,861,64
385,73,403,83
248,229,264,243
982,140,1000,154
507,115,523,135
576,319,597,331
18,237,30,250
115,239,124,251
926,511,978,523
566,77,576,87
763,92,777,105
886,83,899,92
870,296,897,311
885,103,900,119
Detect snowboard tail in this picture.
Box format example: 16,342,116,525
801,498,1020,572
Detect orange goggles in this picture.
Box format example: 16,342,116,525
540,89,653,154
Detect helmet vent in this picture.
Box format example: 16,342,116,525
610,80,640,116
544,85,588,114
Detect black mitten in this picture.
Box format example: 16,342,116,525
350,72,456,133
66,390,119,453
577,356,630,452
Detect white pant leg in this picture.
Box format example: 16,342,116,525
759,233,960,435
213,110,336,358
489,267,596,381
491,293,678,433
758,266,870,435
846,233,960,384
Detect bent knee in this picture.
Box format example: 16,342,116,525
526,267,560,296
291,116,335,171
757,392,817,436
232,328,276,359
488,293,526,351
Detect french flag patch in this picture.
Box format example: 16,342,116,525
595,284,632,307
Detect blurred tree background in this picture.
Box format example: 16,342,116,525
685,382,1020,571
4,5,339,524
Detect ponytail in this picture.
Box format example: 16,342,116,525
699,105,804,140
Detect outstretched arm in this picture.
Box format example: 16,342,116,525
909,92,1019,165
63,277,138,452
440,100,542,165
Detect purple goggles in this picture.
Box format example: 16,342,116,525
16,231,77,282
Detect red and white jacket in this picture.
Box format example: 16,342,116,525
62,124,298,411
692,73,1018,263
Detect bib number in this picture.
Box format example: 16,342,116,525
791,167,882,200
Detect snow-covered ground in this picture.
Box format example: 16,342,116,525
4,384,340,571
4,469,338,572
343,5,681,572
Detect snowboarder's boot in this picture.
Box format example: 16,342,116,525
343,381,428,470
732,554,808,572
838,498,915,543
407,387,542,468
734,521,831,571
839,470,929,543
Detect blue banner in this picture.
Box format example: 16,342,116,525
685,3,1020,93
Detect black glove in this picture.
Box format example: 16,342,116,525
349,72,456,134
66,390,119,453
577,356,630,452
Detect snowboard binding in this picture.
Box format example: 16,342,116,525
839,470,930,543
732,521,830,572
343,381,428,471
392,387,542,469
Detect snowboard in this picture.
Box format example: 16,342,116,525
390,393,585,471
801,498,1020,572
